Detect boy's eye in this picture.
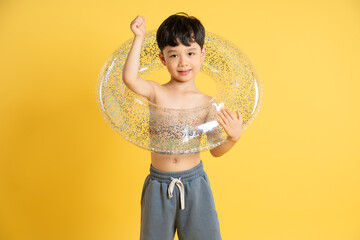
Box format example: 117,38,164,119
170,54,178,58
188,52,195,56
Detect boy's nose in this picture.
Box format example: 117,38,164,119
178,57,188,67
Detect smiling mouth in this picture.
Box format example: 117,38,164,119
178,69,191,75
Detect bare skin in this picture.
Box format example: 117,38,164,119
148,82,212,172
123,16,243,172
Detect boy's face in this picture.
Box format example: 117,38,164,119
159,41,206,83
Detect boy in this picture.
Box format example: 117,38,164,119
122,13,243,240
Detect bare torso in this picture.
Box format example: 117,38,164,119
148,82,212,172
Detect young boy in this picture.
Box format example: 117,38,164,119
122,13,243,240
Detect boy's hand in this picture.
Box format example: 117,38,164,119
130,15,146,38
217,108,243,142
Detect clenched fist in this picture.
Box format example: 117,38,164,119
130,15,146,38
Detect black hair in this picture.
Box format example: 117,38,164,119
156,12,205,53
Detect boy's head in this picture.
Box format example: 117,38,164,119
156,12,205,53
156,13,207,82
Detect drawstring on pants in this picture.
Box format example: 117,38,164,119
168,177,185,210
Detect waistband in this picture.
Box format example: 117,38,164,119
149,160,205,183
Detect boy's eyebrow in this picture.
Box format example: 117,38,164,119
167,47,198,53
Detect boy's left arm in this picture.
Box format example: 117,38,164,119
210,108,243,157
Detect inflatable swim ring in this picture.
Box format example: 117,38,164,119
95,30,263,154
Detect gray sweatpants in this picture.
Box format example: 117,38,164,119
140,160,222,240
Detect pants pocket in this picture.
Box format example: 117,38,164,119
140,175,152,206
202,172,211,186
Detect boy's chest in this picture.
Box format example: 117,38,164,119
147,87,213,138
149,87,209,109
148,106,209,139
149,107,208,126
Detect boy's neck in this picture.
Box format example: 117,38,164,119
166,78,199,93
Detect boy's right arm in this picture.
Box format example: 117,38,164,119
122,16,157,100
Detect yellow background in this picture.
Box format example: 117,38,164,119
1,0,359,239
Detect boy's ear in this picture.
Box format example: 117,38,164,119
159,52,167,66
200,47,207,62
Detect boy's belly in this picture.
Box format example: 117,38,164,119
147,105,210,172
150,152,201,172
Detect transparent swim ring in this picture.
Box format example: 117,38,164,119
95,30,263,154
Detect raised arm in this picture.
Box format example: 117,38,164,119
122,16,158,100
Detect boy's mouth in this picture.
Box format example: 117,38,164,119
178,69,191,75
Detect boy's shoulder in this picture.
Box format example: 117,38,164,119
146,80,161,88
147,80,212,108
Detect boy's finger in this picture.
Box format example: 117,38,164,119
221,108,232,120
222,113,230,124
225,108,236,119
217,119,227,130
217,112,222,120
137,16,144,24
217,118,224,127
217,112,227,123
